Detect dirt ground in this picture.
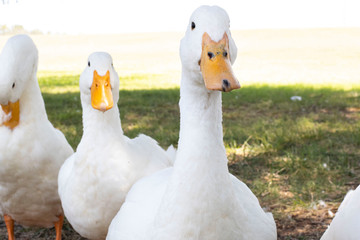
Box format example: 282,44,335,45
0,206,334,239
275,205,336,240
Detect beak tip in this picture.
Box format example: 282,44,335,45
99,102,114,112
221,79,241,92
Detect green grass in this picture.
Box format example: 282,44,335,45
222,86,360,209
39,72,360,233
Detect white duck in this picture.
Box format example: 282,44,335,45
320,185,360,240
107,5,277,240
0,35,73,240
58,52,173,240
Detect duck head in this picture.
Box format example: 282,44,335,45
80,52,119,112
180,5,240,92
0,34,38,129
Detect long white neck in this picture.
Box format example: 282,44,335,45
152,68,234,238
174,69,228,175
19,76,48,123
80,93,123,144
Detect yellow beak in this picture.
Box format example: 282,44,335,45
91,70,114,112
1,100,20,129
200,32,240,92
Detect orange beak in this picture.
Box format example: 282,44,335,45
1,100,20,129
91,70,114,112
200,32,240,92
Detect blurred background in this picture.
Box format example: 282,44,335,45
0,0,360,86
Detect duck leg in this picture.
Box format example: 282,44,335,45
54,214,64,240
4,214,15,240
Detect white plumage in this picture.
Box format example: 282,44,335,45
321,185,360,240
107,6,277,240
0,34,73,230
58,52,173,240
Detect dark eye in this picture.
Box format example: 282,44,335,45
207,52,214,59
88,61,90,67
223,51,228,58
12,82,15,89
191,22,195,30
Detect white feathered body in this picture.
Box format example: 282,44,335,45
58,57,172,239
59,128,171,239
107,69,277,240
0,80,73,227
321,185,360,240
107,168,276,240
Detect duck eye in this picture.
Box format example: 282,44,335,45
207,52,214,59
88,61,90,67
191,22,196,30
12,82,15,89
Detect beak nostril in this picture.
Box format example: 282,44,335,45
222,79,230,92
207,52,214,59
223,79,230,88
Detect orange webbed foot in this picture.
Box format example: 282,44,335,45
4,214,15,240
54,214,64,240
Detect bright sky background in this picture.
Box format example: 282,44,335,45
0,0,359,34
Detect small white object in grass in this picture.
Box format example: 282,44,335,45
290,96,302,101
318,200,327,208
328,209,334,217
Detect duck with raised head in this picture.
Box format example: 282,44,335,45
58,52,174,240
106,5,277,240
0,35,74,240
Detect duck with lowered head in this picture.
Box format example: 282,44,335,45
0,35,74,240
